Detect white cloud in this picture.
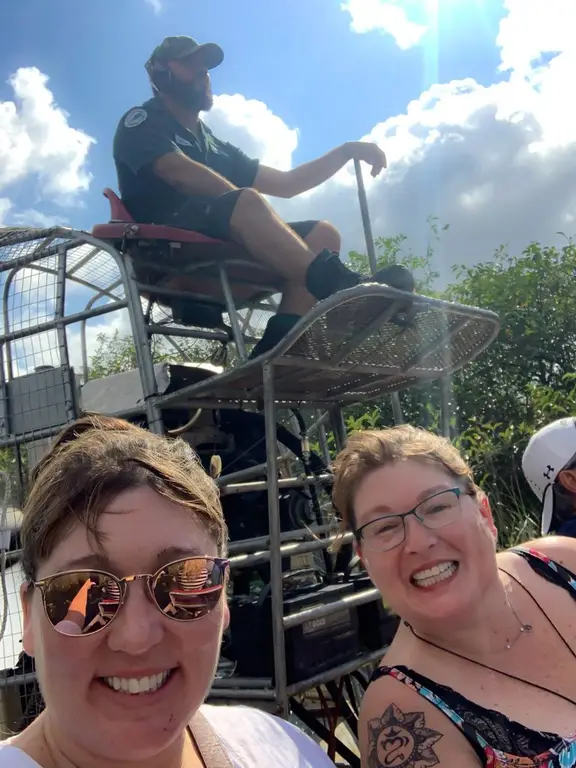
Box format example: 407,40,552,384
342,0,427,50
0,198,12,225
145,0,162,13
0,67,97,375
0,67,95,205
497,0,574,75
204,0,576,280
11,209,68,228
205,95,298,171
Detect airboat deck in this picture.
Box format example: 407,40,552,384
0,221,499,765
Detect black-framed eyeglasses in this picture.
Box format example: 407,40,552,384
32,556,229,636
354,488,464,553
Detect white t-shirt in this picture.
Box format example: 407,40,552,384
0,704,336,767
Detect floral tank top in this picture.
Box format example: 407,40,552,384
370,548,576,767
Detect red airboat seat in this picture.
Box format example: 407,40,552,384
103,188,134,223
92,188,235,246
91,189,281,307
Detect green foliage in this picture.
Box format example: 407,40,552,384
346,232,576,548
89,330,140,379
0,449,15,476
88,329,217,380
348,215,444,296
446,240,576,429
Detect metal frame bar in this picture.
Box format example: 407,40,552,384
354,159,405,426
229,532,354,570
0,300,128,345
330,406,347,452
219,264,247,359
80,284,123,381
221,472,332,495
118,251,163,433
0,284,19,500
263,362,289,715
54,246,78,424
227,523,338,555
145,324,229,343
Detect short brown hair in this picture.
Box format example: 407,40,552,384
21,414,227,581
333,425,477,532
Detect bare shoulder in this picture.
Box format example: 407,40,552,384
511,535,576,572
360,672,480,767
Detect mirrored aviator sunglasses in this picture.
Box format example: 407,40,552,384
32,556,229,637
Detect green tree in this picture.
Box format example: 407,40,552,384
88,329,219,380
447,240,576,428
346,234,576,545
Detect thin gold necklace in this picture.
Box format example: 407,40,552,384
404,567,576,706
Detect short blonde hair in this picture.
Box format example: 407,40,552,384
333,425,478,532
21,414,227,580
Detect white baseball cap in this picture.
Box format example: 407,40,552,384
522,417,576,535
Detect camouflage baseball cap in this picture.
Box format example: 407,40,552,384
145,36,224,73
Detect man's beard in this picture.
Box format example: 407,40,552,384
165,77,213,112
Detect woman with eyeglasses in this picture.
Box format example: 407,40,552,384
0,414,335,768
333,425,576,768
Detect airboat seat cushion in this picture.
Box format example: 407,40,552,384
92,219,239,247
91,188,281,306
92,188,244,246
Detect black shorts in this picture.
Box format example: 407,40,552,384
169,189,319,242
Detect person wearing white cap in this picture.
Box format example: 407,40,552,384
522,416,576,536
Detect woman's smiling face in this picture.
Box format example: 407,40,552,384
22,486,229,763
353,459,497,629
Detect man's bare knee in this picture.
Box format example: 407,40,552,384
227,187,318,284
304,221,341,254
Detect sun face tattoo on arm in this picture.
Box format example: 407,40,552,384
367,704,443,767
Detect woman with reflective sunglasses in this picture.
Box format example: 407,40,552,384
333,425,576,768
0,415,335,768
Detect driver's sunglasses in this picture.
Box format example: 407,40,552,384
31,556,229,637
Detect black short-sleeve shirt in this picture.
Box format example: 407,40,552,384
113,97,260,223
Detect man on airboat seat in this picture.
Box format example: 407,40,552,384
113,35,415,358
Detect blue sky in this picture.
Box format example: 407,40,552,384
0,0,574,379
1,0,508,231
0,0,574,347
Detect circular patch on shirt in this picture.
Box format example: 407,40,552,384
124,109,148,128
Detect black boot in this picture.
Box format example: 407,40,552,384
305,249,359,300
249,313,301,359
371,263,416,294
305,249,415,301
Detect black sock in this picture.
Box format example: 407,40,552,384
249,313,302,359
